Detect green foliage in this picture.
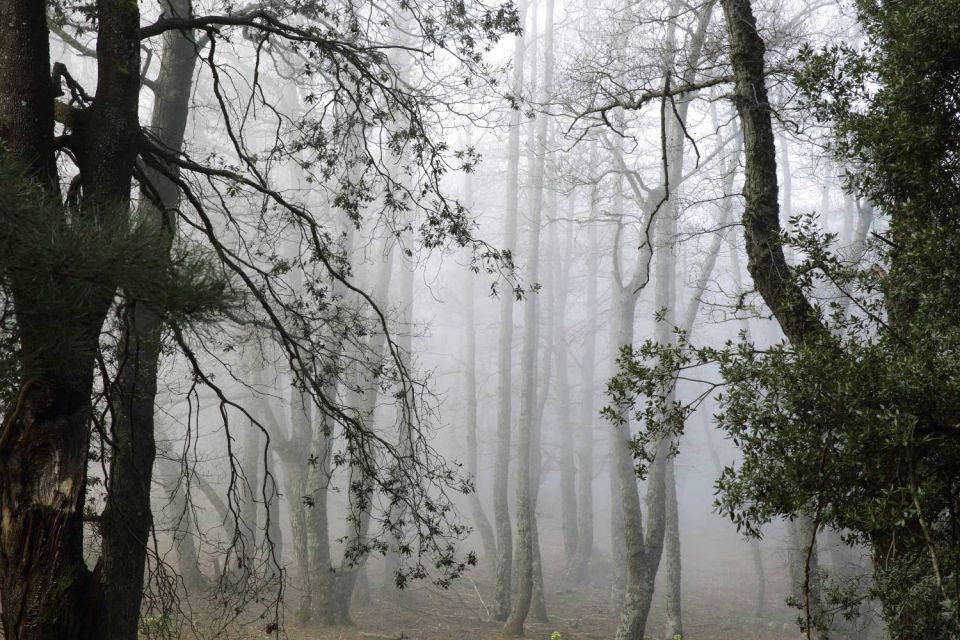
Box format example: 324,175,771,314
607,1,960,636
0,157,236,375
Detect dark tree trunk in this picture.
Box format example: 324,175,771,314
721,0,827,347
0,374,102,640
101,1,199,634
0,0,141,636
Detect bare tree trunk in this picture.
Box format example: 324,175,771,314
571,171,599,583
287,382,314,622
492,0,527,618
463,163,497,566
504,0,555,630
663,459,682,639
721,2,833,635
553,206,579,574
721,0,828,346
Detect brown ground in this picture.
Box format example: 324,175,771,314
275,528,805,640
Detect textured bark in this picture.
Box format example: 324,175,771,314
0,0,140,636
721,0,828,347
0,376,100,640
0,0,57,184
101,302,162,639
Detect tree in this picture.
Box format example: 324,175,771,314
607,0,960,637
0,0,520,636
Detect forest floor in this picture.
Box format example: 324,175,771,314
276,530,808,640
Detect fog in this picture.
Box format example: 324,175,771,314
0,0,895,638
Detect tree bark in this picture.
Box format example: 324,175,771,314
0,0,141,636
721,0,828,346
100,0,199,635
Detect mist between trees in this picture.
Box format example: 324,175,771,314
1,0,957,638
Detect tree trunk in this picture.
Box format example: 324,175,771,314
287,383,314,622
100,1,200,636
571,170,599,583
0,0,141,635
462,164,497,564
504,0,554,630
0,374,101,640
662,458,682,640
492,0,527,619
721,0,828,346
553,199,579,575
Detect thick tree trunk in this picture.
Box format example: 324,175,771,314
721,0,827,346
0,0,141,636
0,0,57,183
0,374,101,640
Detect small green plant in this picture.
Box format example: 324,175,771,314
142,613,170,637
551,632,562,640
